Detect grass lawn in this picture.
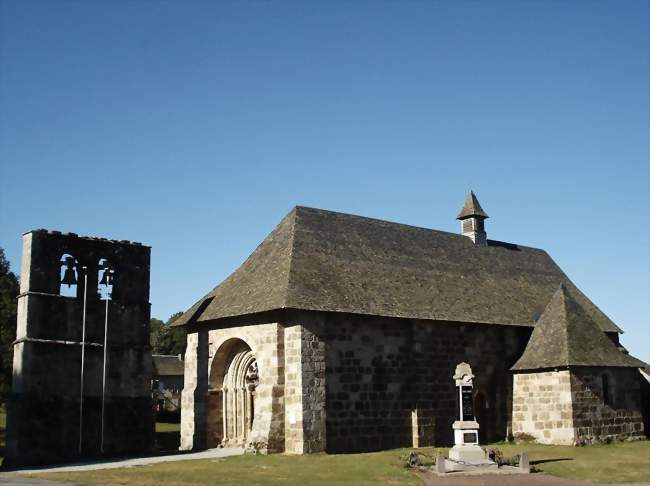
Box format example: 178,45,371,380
491,441,650,483
30,440,650,485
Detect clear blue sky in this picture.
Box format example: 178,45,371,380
1,1,648,361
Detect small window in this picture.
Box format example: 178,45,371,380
602,373,614,406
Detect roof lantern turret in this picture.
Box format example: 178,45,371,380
457,191,489,246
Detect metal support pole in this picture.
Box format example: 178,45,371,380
100,296,109,453
79,266,88,456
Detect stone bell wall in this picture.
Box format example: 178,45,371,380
5,230,153,468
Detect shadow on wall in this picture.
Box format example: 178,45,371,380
155,429,180,453
0,407,5,461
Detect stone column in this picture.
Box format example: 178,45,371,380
180,329,209,450
284,318,326,454
246,323,285,453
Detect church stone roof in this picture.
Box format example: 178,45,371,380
174,206,620,334
511,285,641,371
457,191,489,220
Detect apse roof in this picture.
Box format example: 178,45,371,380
511,284,642,370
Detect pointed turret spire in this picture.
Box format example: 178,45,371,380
456,191,489,246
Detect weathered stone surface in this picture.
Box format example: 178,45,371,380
5,230,153,467
511,367,644,445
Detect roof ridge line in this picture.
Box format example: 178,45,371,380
282,207,300,310
559,290,574,367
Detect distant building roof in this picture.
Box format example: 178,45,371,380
152,355,184,376
173,206,620,334
511,285,642,371
457,191,489,220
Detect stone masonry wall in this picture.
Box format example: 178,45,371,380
283,320,327,454
283,324,302,453
182,311,532,454
297,318,327,453
181,319,327,454
180,330,208,451
318,312,529,453
570,367,644,444
511,370,575,445
181,322,285,453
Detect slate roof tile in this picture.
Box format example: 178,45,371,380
173,206,620,333
511,284,640,370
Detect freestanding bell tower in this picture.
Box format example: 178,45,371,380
4,230,153,467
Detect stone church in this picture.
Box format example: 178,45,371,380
175,192,647,454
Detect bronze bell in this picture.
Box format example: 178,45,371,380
99,270,113,286
99,261,114,287
60,257,77,287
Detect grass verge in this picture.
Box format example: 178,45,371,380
28,440,650,485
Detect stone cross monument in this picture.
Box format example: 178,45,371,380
449,362,489,463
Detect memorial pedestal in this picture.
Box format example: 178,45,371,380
449,420,488,463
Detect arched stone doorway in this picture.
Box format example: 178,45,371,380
207,339,259,448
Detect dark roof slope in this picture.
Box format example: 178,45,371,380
511,285,640,370
174,206,620,333
457,191,489,219
152,355,184,376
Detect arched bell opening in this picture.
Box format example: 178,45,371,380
207,338,258,448
59,254,79,298
97,258,115,300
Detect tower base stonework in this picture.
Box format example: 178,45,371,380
4,230,154,468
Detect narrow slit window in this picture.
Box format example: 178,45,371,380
602,374,613,406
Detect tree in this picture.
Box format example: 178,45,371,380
0,248,20,404
150,312,186,356
149,317,165,352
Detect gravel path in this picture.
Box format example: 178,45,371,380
0,476,77,485
1,447,243,475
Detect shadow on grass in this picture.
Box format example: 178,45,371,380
531,458,573,465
